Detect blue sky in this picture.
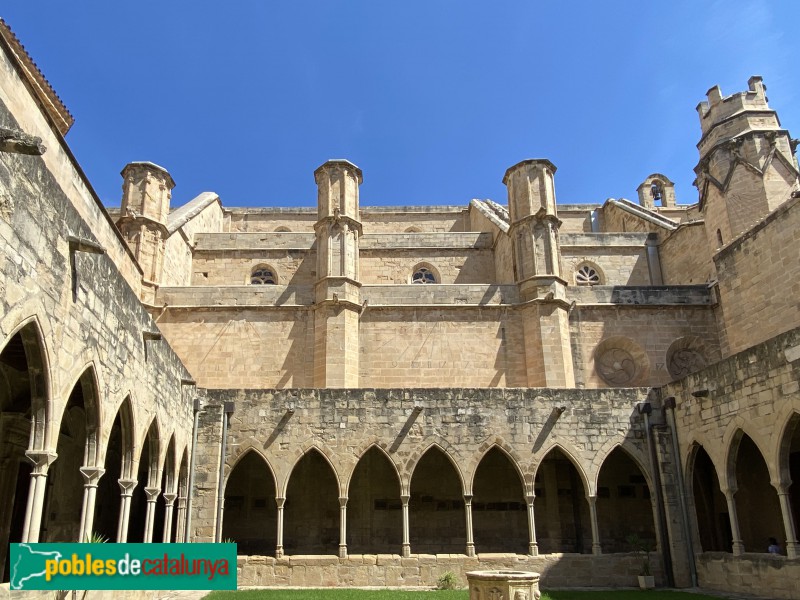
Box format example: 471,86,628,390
4,1,799,209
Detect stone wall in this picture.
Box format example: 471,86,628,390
0,97,194,468
0,36,144,295
570,305,721,389
659,222,713,285
713,195,800,357
360,207,469,233
696,554,800,600
190,387,654,545
162,198,225,288
236,553,664,588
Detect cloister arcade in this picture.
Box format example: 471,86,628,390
688,415,800,557
221,441,658,558
0,321,190,581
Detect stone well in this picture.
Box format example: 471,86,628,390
466,570,541,600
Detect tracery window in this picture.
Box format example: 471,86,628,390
575,264,601,286
412,267,437,284
250,266,277,284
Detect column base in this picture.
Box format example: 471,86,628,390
732,541,745,556
401,544,410,558
276,547,284,559
592,543,602,555
466,543,475,557
338,545,348,559
528,543,539,556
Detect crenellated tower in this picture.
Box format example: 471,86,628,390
503,159,574,387
116,161,175,297
312,159,363,388
694,76,800,253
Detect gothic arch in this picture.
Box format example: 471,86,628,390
467,441,528,495
344,442,402,496
101,395,135,479
533,440,592,496
723,422,769,492
684,430,725,486
0,314,52,450
224,442,278,490
406,441,466,495
138,416,162,487
282,443,341,498
56,363,102,467
774,404,800,487
591,438,652,493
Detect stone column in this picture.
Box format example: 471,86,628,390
162,493,177,543
775,485,799,558
587,495,602,555
526,494,539,555
116,479,138,542
401,494,411,557
174,496,187,543
78,466,105,542
275,497,286,558
723,488,745,555
338,496,348,558
504,159,574,388
143,487,161,543
464,494,475,557
312,160,363,388
21,450,57,543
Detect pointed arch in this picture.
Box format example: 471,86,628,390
284,446,339,554
283,442,341,498
138,416,162,487
729,430,783,551
534,440,592,497
775,407,800,487
223,447,278,554
724,424,769,492
592,439,653,494
344,442,402,496
407,441,466,495
224,444,278,490
468,442,527,494
595,445,658,553
472,445,528,554
0,315,52,450
57,363,102,467
533,443,592,554
408,444,467,553
687,442,729,552
347,445,403,554
104,396,135,480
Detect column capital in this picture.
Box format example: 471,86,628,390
118,478,138,496
525,494,536,504
163,493,177,506
338,496,348,508
25,450,57,474
463,494,473,504
144,487,162,501
275,497,286,509
400,494,410,504
80,466,106,486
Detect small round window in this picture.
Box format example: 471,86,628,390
251,267,277,284
576,264,601,286
412,267,437,284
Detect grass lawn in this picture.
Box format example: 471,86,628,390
206,590,731,600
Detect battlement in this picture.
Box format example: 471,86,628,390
696,76,773,134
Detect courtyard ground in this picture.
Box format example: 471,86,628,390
203,590,741,600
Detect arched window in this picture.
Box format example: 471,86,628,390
412,266,437,284
250,265,277,285
575,263,602,286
